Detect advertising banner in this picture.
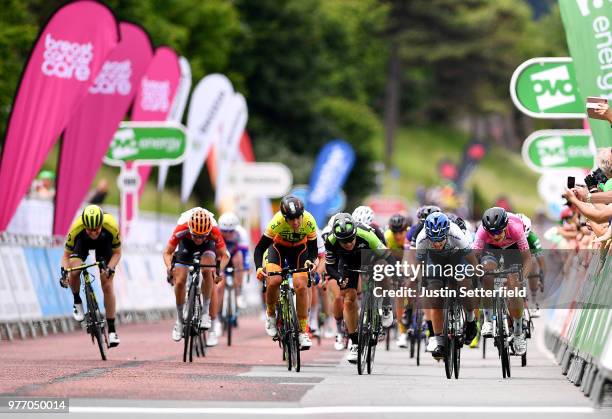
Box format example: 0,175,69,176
157,56,192,191
510,57,584,118
181,74,234,203
53,22,153,235
307,140,356,226
559,1,612,146
0,1,118,231
521,129,596,173
131,46,181,195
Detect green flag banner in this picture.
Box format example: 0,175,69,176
559,0,612,147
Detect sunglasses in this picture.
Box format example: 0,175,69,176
192,233,208,240
488,228,505,236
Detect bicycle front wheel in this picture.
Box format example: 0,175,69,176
288,293,301,372
86,287,107,361
443,299,454,379
496,300,511,379
183,282,197,363
357,293,371,375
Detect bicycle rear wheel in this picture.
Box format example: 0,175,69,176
226,288,234,347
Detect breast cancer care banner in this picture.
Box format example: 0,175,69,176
53,22,153,236
559,0,612,147
307,140,356,227
181,74,234,203
0,1,118,231
131,46,181,195
122,47,180,236
157,56,192,192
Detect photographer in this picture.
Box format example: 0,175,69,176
569,148,612,205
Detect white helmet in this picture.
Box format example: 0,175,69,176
516,213,531,234
352,206,374,226
218,212,239,231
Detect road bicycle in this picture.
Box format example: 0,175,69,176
180,254,218,362
266,266,312,372
61,262,108,361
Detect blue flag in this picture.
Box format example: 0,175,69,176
307,140,355,226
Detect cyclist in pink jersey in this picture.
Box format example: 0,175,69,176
472,207,532,356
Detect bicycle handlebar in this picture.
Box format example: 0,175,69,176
65,261,103,273
266,266,312,277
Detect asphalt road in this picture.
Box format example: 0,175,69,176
0,313,605,419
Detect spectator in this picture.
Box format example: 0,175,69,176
87,179,109,204
30,170,55,200
592,101,612,125
564,187,612,224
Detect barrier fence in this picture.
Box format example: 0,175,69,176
0,235,174,341
545,246,612,408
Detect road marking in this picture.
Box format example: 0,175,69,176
70,406,595,414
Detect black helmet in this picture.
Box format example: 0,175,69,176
280,195,304,219
333,213,357,242
388,213,407,233
482,207,508,233
447,213,466,232
417,205,441,222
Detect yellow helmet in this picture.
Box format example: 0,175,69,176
82,205,104,229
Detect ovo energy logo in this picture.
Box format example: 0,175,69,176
530,65,576,111
110,128,138,160
510,57,584,119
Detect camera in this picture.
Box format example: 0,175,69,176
584,168,608,192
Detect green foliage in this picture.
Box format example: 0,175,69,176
0,0,568,211
0,0,38,137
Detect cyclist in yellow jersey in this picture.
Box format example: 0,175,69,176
60,205,122,347
254,195,318,349
385,214,415,349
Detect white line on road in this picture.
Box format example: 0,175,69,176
70,406,595,415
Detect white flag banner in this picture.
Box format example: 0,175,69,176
215,93,248,205
158,56,191,192
181,73,233,203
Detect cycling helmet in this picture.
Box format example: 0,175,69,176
424,212,450,242
447,213,467,232
352,206,374,226
82,205,104,229
218,212,239,231
482,207,508,234
417,205,441,222
280,195,304,219
388,213,408,233
189,208,213,235
516,213,531,234
332,213,357,242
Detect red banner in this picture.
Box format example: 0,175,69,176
0,1,118,231
53,22,153,235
